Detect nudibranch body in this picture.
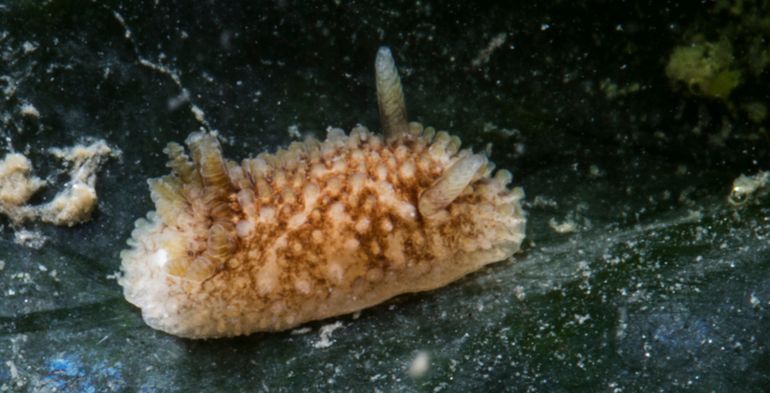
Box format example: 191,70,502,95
119,48,526,338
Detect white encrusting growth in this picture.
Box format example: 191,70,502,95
0,154,45,221
0,140,117,227
119,47,526,338
39,141,117,226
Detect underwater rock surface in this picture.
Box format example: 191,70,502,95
0,1,768,392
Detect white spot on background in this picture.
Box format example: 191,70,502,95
408,351,430,378
19,103,40,118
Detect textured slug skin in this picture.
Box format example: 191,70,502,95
120,47,526,339
119,124,525,338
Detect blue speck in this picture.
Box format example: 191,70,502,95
41,353,126,392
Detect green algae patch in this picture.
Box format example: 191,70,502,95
665,39,741,100
666,0,770,127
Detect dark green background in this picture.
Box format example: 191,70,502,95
0,1,768,392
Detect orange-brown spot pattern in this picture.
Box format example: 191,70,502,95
119,123,525,338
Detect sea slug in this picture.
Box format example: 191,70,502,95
119,47,526,338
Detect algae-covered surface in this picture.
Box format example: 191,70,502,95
1,1,769,392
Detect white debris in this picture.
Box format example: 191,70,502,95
191,104,206,123
13,229,46,249
167,89,190,111
4,360,21,389
111,9,212,131
482,122,520,137
588,164,604,178
472,33,507,67
313,321,344,348
513,285,526,301
40,140,119,226
531,195,558,209
408,351,431,378
0,139,118,228
288,125,302,139
21,41,37,53
729,171,769,206
6,360,18,380
575,313,591,325
290,326,312,335
750,293,761,308
0,153,46,223
19,103,40,119
549,217,577,234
